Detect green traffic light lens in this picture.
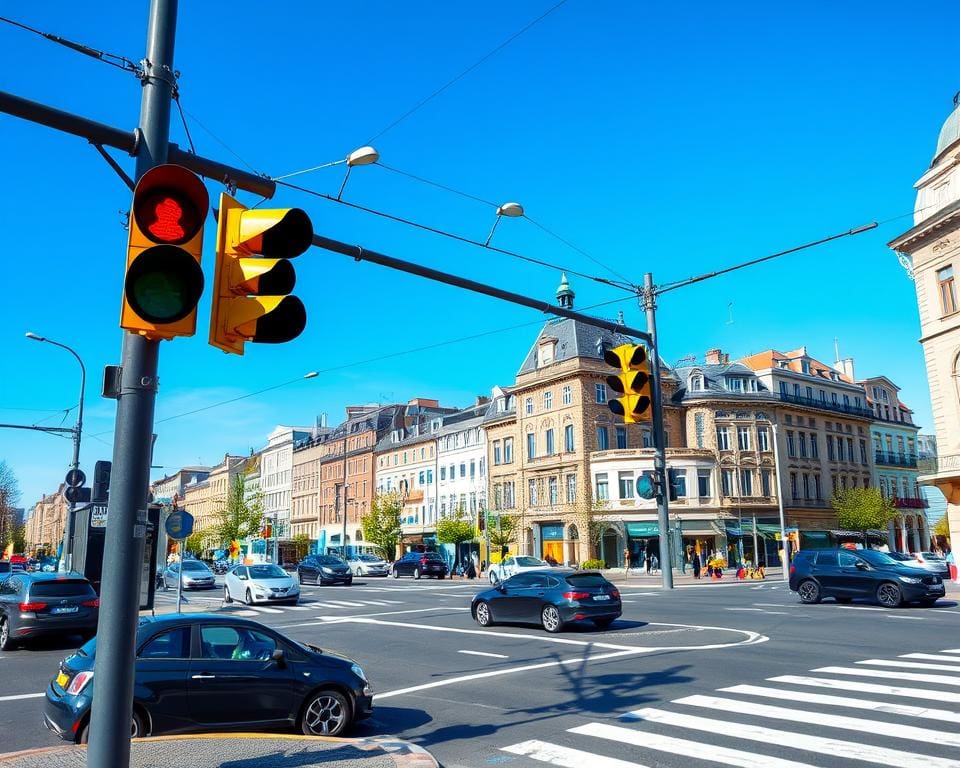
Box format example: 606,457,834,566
125,245,204,323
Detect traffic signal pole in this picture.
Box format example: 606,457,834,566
641,273,673,590
87,2,177,766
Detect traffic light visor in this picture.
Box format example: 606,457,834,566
237,208,313,258
607,370,650,394
124,245,204,323
603,344,647,370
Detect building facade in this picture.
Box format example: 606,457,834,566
26,487,67,556
181,455,246,551
260,426,315,542
435,401,489,534
376,426,439,547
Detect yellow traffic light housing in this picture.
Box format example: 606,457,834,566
210,193,314,355
604,343,653,423
121,165,208,340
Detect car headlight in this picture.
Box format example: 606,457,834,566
351,663,367,682
898,576,922,584
321,567,334,573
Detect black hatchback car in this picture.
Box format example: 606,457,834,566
391,551,448,579
789,548,945,607
0,573,99,651
297,555,353,586
43,613,372,743
472,570,621,632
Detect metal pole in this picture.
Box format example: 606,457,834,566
642,273,673,589
176,547,183,613
335,483,343,558
342,441,348,558
87,2,176,765
771,422,790,581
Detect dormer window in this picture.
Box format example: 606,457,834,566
538,340,557,367
801,360,810,374
726,377,744,392
689,375,703,392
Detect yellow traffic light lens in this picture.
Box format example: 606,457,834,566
134,190,203,245
125,245,204,323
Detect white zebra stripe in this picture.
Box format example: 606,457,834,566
857,658,960,673
501,740,648,768
814,666,960,686
769,674,960,702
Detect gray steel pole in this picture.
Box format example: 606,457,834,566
87,1,176,766
642,273,673,590
771,422,790,580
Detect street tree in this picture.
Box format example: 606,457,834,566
831,487,898,547
361,492,403,561
211,471,264,550
183,531,207,558
437,505,476,570
0,461,22,552
487,512,518,560
291,533,311,561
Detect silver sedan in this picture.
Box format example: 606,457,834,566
347,554,390,577
224,563,300,605
162,559,216,590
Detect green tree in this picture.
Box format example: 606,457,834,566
934,514,950,539
292,533,311,561
211,471,264,549
831,487,898,546
487,512,518,560
184,531,207,557
361,492,403,561
437,506,476,569
0,461,22,552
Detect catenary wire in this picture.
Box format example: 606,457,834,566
0,15,140,73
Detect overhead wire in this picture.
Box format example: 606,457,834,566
0,15,141,73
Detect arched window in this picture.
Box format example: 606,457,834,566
689,375,704,392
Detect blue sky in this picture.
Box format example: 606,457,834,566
1,1,957,510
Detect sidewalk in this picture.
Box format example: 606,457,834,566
602,565,787,586
0,734,438,768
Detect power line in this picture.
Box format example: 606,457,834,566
0,15,140,74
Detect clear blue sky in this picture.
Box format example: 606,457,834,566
1,1,957,510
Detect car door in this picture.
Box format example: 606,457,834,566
188,624,295,726
228,567,248,600
501,557,516,579
811,550,841,596
299,558,318,583
395,554,414,576
837,550,872,597
490,573,534,621
134,624,193,734
514,573,552,623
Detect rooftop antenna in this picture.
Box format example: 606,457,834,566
726,302,734,325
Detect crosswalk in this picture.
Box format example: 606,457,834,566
152,589,409,617
500,647,960,768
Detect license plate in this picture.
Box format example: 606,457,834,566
55,672,69,688
593,594,611,601
51,606,79,614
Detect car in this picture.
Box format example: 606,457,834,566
162,560,216,590
297,555,353,586
43,613,372,743
224,563,300,605
0,562,11,581
911,551,950,575
347,554,390,577
488,555,556,584
789,548,945,608
472,570,621,633
391,551,448,579
0,573,99,651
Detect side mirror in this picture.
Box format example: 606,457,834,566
855,561,868,570
496,584,506,593
271,648,285,664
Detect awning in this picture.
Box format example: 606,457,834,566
626,522,659,537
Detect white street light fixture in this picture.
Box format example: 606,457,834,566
485,201,525,246
338,145,380,200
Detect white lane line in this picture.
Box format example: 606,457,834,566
275,606,470,628
616,708,960,768
942,649,960,653
356,600,392,606
725,608,765,612
931,609,960,614
617,592,659,597
676,693,960,747
721,684,960,724
753,603,790,607
834,606,888,612
502,740,649,768
887,615,925,621
815,665,960,686
324,600,366,607
245,605,284,614
769,675,960,702
458,650,509,659
902,653,960,663
282,605,310,611
858,658,960,673
0,693,44,702
570,722,819,768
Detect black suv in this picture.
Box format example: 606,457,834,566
297,555,353,586
789,548,945,608
391,551,448,579
0,573,100,650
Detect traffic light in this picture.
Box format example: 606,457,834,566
209,193,314,355
121,165,208,340
603,343,653,423
636,472,656,500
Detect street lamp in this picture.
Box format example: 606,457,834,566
484,202,524,246
26,332,86,572
337,145,380,200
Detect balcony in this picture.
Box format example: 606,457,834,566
777,392,874,420
787,498,831,508
874,452,918,468
892,497,929,509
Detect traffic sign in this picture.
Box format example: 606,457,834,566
164,509,194,540
65,468,86,488
91,505,108,528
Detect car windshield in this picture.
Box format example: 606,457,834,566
358,555,381,562
887,552,911,561
249,565,287,579
422,553,443,560
514,557,547,567
316,556,345,565
921,552,944,560
181,561,208,571
857,550,900,566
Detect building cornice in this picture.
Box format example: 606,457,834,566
887,198,960,253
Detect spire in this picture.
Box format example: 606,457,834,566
555,272,575,309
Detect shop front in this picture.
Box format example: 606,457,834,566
539,523,565,564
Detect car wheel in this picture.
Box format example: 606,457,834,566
593,618,615,629
162,576,169,590
541,605,563,633
392,567,399,579
245,588,254,606
413,568,421,580
223,585,232,603
345,577,353,586
835,597,852,604
475,601,493,627
0,618,15,651
300,689,351,737
877,582,903,608
797,579,821,604
489,571,499,585
78,710,143,744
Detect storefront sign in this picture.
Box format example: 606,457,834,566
626,522,659,537
540,524,564,540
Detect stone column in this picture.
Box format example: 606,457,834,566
910,515,922,553
887,520,896,552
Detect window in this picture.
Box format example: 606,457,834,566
480,458,485,477
805,386,814,401
717,427,730,450
564,424,575,452
596,473,609,500
810,435,819,458
526,433,536,460
595,383,607,404
721,469,735,496
672,469,687,498
460,462,467,478
802,473,810,499
545,429,555,455
737,427,750,450
618,471,635,499
761,468,772,496
819,389,827,404
201,626,277,661
690,375,703,391
139,627,190,659
798,432,807,458
847,437,855,463
566,473,577,503
597,426,609,451
493,441,501,466
836,438,844,462
727,377,744,392
440,465,447,481
814,475,822,499
616,426,628,449
827,435,835,460
504,438,513,463
418,471,425,485
697,470,711,497
786,430,796,458
790,472,799,501
757,427,769,452
504,482,515,508
831,392,839,405
739,469,753,496
470,460,476,479
544,391,553,410
548,476,558,505
562,385,572,405
779,381,789,397
525,397,534,415
939,265,958,315
528,479,537,506
794,383,801,398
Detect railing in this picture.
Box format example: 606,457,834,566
777,392,875,419
893,497,929,509
918,454,960,476
874,452,918,468
786,498,831,508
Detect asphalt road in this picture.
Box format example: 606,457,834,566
3,573,960,768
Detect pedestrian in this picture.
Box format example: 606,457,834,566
692,551,701,580
465,558,477,580
651,554,659,573
645,554,652,575
623,547,631,577
471,550,480,576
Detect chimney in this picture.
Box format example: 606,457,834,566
475,395,490,407
705,348,723,365
838,357,855,381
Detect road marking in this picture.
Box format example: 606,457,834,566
676,693,960,747
858,658,960,672
814,665,960,686
930,609,960,614
568,722,820,768
721,683,960,724
833,606,888,612
901,653,960,663
0,693,44,702
502,740,649,768
282,605,310,611
770,674,960,702
725,608,765,612
943,649,960,653
615,708,960,768
323,600,367,607
886,615,925,620
458,650,509,659
753,603,790,607
275,606,470,629
244,605,284,614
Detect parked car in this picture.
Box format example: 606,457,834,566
297,555,353,586
347,554,389,577
43,613,372,743
472,570,621,633
391,551,448,580
0,573,100,651
224,564,300,605
790,548,945,607
911,551,950,575
0,562,11,581
488,555,555,584
162,560,216,591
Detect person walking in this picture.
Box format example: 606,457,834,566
623,547,631,578
651,554,659,574
645,553,652,575
692,551,702,580
471,550,480,577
